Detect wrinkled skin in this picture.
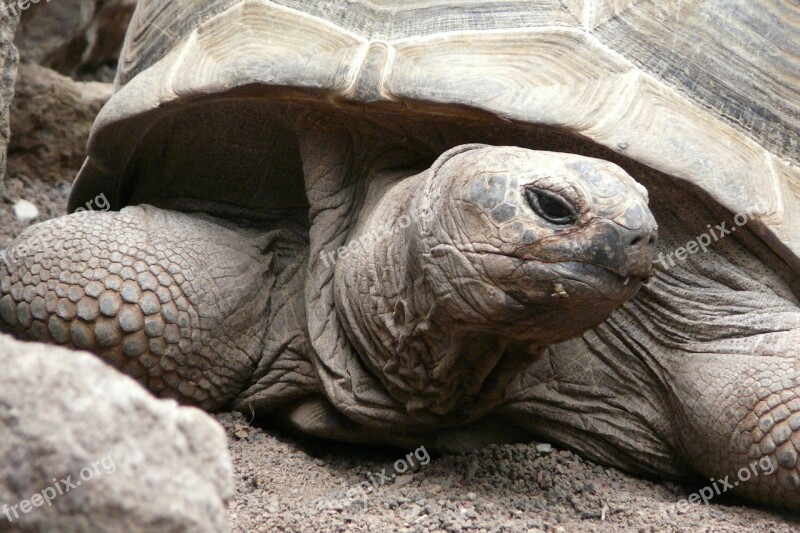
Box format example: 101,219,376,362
2,130,799,511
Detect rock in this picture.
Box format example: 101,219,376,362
7,63,112,183
535,443,553,454
0,2,20,193
12,198,37,221
75,0,136,80
14,0,93,67
395,474,415,486
15,0,134,81
0,334,233,532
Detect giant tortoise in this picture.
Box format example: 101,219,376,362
1,0,799,510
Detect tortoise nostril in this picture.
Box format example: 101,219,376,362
630,233,656,248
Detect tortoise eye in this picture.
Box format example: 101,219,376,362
525,188,578,225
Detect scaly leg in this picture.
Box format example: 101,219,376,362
0,205,297,410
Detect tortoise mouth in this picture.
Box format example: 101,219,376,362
541,261,649,302
460,248,650,305
596,263,653,285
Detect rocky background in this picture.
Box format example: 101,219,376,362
0,2,799,531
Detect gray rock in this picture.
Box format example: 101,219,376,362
14,0,92,67
0,334,233,532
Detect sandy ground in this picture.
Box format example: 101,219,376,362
2,174,799,532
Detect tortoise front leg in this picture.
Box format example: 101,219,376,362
671,350,800,508
0,205,281,410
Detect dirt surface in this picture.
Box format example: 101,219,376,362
7,65,113,185
2,174,799,532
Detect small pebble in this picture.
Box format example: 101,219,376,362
535,443,553,454
395,474,414,487
14,199,39,222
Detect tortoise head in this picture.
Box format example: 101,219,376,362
412,145,657,346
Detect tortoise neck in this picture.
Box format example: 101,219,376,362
334,169,542,418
